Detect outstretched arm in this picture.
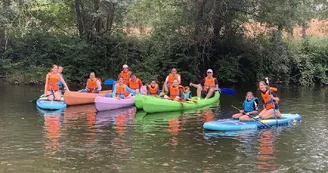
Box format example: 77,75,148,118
60,75,70,91
125,86,137,95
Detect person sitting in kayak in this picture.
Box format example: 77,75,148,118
163,79,184,101
147,80,161,96
109,77,137,99
258,81,282,119
128,73,143,92
232,91,259,121
119,64,132,85
58,65,64,91
189,69,219,100
44,64,70,101
183,86,192,100
163,68,181,93
81,72,102,93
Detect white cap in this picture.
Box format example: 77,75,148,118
207,69,213,73
123,64,128,68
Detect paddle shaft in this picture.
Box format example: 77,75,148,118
231,105,271,129
29,93,53,102
266,77,278,127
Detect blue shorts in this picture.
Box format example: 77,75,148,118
81,89,99,93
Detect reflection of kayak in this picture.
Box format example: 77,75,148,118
203,114,302,131
135,110,147,123
64,104,96,114
142,111,183,123
95,106,136,128
64,90,111,106
95,96,135,112
37,107,65,116
36,96,67,110
204,130,258,138
142,92,220,113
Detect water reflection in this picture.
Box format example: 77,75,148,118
37,108,64,157
204,128,281,173
256,130,279,173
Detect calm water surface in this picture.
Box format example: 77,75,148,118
0,84,327,172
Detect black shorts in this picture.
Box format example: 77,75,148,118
201,89,215,98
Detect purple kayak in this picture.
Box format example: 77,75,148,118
95,96,135,112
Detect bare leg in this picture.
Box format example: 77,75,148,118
260,109,275,119
275,110,282,118
46,91,54,101
239,115,253,121
259,109,268,117
54,91,61,100
232,112,243,119
190,83,202,99
205,88,214,99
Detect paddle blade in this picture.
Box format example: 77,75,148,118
270,87,278,92
220,88,236,95
103,79,115,85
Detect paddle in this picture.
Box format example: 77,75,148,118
231,105,271,129
103,79,115,85
29,94,53,103
219,88,236,95
265,77,278,127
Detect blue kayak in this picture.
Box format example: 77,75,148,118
36,96,67,110
203,114,302,131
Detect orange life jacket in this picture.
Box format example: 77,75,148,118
167,74,181,85
87,78,101,93
128,78,141,90
261,90,275,110
169,85,183,100
47,73,60,91
148,84,159,95
120,71,131,85
203,77,216,91
116,83,126,95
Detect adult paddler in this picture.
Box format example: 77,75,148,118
163,68,181,92
128,73,143,92
81,72,102,93
44,64,70,101
109,77,138,99
119,64,132,85
190,69,219,100
163,79,185,101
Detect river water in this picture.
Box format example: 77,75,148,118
0,84,327,173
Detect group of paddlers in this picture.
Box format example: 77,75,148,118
44,64,281,120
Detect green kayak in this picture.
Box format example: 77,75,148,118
142,92,220,113
135,94,145,109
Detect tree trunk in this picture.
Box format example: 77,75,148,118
301,22,307,39
195,0,207,37
75,0,84,36
0,0,11,52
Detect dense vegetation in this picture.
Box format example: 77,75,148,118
0,0,328,86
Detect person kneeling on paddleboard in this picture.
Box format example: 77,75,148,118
258,81,282,119
232,92,259,121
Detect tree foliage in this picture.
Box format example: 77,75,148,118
0,0,327,86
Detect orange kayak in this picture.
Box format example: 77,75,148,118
64,90,112,106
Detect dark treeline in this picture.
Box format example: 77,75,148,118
0,0,328,86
